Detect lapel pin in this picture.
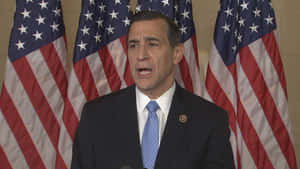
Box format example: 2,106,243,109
178,114,188,124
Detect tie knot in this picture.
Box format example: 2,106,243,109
146,101,159,113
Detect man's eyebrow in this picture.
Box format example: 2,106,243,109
145,37,160,42
127,37,160,44
128,39,139,44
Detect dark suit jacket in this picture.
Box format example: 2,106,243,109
71,84,235,169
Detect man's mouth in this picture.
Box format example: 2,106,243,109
137,68,152,75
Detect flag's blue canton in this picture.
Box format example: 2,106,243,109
136,0,175,18
175,0,195,42
8,0,65,62
73,0,132,63
136,0,195,43
214,0,277,66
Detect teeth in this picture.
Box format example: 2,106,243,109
140,70,151,75
138,68,151,75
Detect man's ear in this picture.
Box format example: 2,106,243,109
173,43,184,64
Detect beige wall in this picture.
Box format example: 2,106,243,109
0,0,299,167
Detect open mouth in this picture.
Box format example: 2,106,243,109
137,68,152,75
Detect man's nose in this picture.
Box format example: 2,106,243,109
137,44,148,60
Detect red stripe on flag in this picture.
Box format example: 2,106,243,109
191,35,200,68
40,42,79,140
98,47,122,92
228,59,275,169
262,32,288,97
236,149,241,169
0,145,13,169
0,85,46,169
120,35,134,86
236,99,274,169
40,40,68,100
179,58,194,93
239,46,297,169
12,57,67,169
74,59,99,101
205,65,236,132
223,52,276,169
124,59,133,86
206,63,275,169
63,99,79,140
205,65,240,168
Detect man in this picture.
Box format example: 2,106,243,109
71,11,235,169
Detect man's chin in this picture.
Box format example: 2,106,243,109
136,83,153,93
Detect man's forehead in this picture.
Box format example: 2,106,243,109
128,19,167,38
129,19,167,32
128,36,160,42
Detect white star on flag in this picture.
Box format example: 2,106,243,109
249,23,259,32
106,24,115,34
32,31,43,40
240,1,249,11
162,0,169,6
16,40,25,50
36,15,46,25
81,26,90,35
21,9,31,19
222,22,231,32
18,24,28,34
39,0,48,9
77,40,87,51
109,10,119,19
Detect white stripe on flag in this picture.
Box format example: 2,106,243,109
236,125,257,169
53,37,68,72
0,108,29,169
107,39,128,89
67,69,87,119
26,50,64,122
86,52,111,96
249,39,292,137
183,39,201,95
236,54,290,169
4,59,56,169
208,44,237,110
58,125,73,168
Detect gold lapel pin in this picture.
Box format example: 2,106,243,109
179,114,188,124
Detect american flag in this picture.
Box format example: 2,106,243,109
65,0,133,142
0,0,71,169
204,0,297,169
136,0,202,95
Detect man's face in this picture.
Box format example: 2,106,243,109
127,18,183,99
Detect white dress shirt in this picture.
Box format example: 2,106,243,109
136,82,176,145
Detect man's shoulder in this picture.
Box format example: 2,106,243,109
176,85,228,119
175,85,215,107
85,85,135,107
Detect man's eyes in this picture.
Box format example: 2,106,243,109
149,42,159,46
128,43,137,48
128,41,159,48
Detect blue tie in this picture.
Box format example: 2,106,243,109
142,101,159,169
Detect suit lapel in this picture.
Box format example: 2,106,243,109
155,85,189,167
114,85,189,169
114,86,144,169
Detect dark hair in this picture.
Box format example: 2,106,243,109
127,10,181,48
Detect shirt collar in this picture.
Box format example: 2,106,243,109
136,82,176,114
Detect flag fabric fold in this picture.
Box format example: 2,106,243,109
0,0,71,168
136,0,202,95
204,0,297,169
65,0,133,136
